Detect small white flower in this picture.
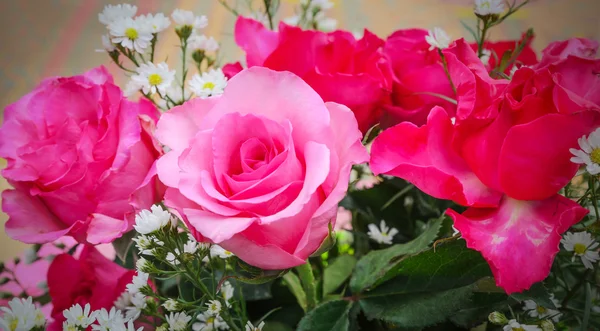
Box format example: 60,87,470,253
162,299,180,312
92,307,125,331
63,321,79,331
131,62,176,96
219,281,234,307
114,291,133,311
184,240,199,255
127,272,150,295
474,0,505,16
99,4,137,25
561,231,600,269
134,204,173,234
523,294,562,322
367,220,398,245
205,300,222,316
282,15,301,26
503,319,541,331
192,312,227,331
302,0,334,11
509,65,519,78
97,34,116,53
0,297,41,331
171,9,208,30
166,249,182,265
188,34,220,52
124,320,144,331
480,48,492,66
109,17,153,53
316,16,337,32
425,27,451,51
138,13,171,33
189,69,227,98
136,257,151,273
166,312,192,331
570,128,600,175
210,245,235,259
63,303,97,328
125,293,147,321
245,321,265,331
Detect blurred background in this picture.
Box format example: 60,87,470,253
0,0,599,260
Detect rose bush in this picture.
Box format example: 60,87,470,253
155,67,368,269
224,16,392,132
0,67,164,245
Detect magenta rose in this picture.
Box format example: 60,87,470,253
534,37,599,69
155,67,368,269
0,66,164,244
227,16,392,133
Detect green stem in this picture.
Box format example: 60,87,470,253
150,34,157,62
590,176,599,222
477,21,489,57
562,269,591,307
180,39,188,101
263,0,274,30
295,261,317,310
217,0,239,16
438,50,456,95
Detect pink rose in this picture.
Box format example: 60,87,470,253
381,29,456,127
46,245,134,330
534,37,599,69
0,66,164,245
155,67,368,269
229,16,392,133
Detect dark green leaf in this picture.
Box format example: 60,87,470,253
450,292,508,328
263,321,294,331
297,300,354,331
359,284,475,328
282,272,307,312
350,217,445,292
323,255,357,296
240,281,273,301
112,230,136,264
511,282,557,309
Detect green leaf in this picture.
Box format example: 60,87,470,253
231,269,289,285
511,282,557,309
240,281,273,301
460,20,478,41
112,230,136,264
449,292,508,328
323,255,357,296
297,300,354,331
359,284,475,328
282,272,307,312
350,217,445,292
362,240,491,297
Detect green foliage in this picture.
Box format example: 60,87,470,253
297,300,356,331
323,255,357,296
283,272,307,312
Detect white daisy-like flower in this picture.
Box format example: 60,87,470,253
425,27,451,51
302,0,334,11
0,297,41,331
245,321,265,331
124,320,144,331
134,204,173,234
503,319,541,331
130,62,176,96
63,321,79,331
133,234,160,256
189,69,227,98
188,34,220,52
205,300,222,316
99,4,137,25
570,128,600,175
127,272,150,295
166,312,192,331
137,13,171,34
184,240,199,255
219,281,234,307
210,245,235,259
162,299,180,312
125,293,147,321
561,231,600,269
109,17,153,53
480,48,492,66
136,257,151,273
98,34,116,52
192,312,228,331
63,303,97,328
523,294,562,322
474,0,505,16
92,307,125,331
367,220,398,245
171,9,208,30
114,291,133,311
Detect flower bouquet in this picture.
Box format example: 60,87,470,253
1,0,600,330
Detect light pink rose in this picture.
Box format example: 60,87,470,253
155,67,368,269
0,66,164,245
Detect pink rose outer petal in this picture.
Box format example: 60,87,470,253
449,194,588,294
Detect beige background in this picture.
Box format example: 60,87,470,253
1,0,599,260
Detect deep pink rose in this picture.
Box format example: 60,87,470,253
46,245,134,329
155,67,368,269
0,66,164,245
370,45,600,293
381,29,456,127
535,37,599,69
229,16,392,132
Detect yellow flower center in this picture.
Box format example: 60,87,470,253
574,243,588,254
513,328,525,331
148,73,163,86
536,306,547,314
9,318,18,331
125,27,139,40
591,148,600,164
207,317,215,323
203,82,215,90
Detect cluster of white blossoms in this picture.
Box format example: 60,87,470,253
523,294,562,323
561,231,600,269
570,128,600,175
134,204,175,235
60,303,143,331
0,297,45,331
425,27,451,51
188,68,228,98
474,0,505,16
284,0,337,32
503,319,541,331
367,220,398,245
